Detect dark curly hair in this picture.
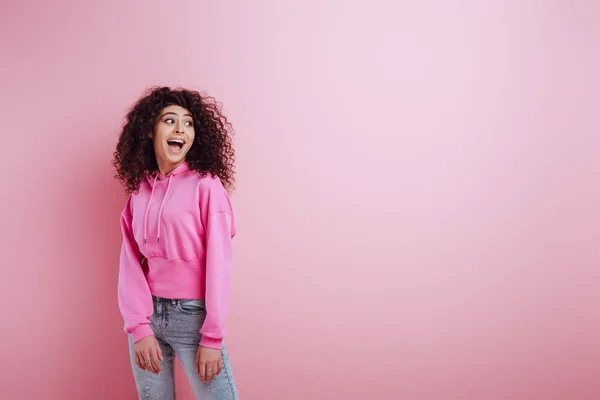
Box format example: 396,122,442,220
113,86,235,194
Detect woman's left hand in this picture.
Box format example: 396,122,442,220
196,346,223,383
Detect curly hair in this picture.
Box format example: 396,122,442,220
113,86,235,194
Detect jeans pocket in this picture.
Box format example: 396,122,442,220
177,299,206,315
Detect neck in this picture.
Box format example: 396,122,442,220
157,160,185,177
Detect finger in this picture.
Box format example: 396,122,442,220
216,359,223,375
199,362,207,382
135,352,145,371
156,342,164,362
143,349,152,372
196,351,200,374
137,352,147,371
150,347,162,374
206,364,215,383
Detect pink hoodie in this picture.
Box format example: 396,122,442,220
117,161,235,349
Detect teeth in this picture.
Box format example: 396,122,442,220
168,139,184,144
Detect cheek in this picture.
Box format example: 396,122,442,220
152,135,162,149
153,127,168,146
188,131,195,146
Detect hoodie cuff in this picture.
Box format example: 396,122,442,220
130,324,154,343
200,335,223,349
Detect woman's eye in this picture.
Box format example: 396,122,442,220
165,118,174,124
185,121,193,127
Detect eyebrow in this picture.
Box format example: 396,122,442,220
161,112,193,118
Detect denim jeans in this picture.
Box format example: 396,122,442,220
128,296,239,399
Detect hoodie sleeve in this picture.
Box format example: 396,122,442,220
199,182,236,349
117,196,155,343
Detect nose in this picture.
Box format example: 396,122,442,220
174,121,184,134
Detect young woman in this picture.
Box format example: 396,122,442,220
113,86,239,399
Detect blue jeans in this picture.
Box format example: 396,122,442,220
128,297,239,399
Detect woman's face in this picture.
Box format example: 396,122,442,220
152,105,195,174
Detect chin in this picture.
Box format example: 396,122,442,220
167,157,186,166
169,154,186,162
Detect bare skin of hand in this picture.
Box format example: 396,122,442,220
196,346,223,383
134,335,164,375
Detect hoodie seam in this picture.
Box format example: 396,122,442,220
208,211,232,217
145,257,203,262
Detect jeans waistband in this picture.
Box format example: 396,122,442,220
152,296,205,305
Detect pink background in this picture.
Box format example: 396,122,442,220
1,1,599,399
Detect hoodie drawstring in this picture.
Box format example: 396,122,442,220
156,174,173,243
143,175,158,244
143,173,173,245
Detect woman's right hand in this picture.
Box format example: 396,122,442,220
134,335,163,374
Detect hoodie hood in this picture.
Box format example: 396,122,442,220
147,161,191,182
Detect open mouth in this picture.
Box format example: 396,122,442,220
167,139,185,154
